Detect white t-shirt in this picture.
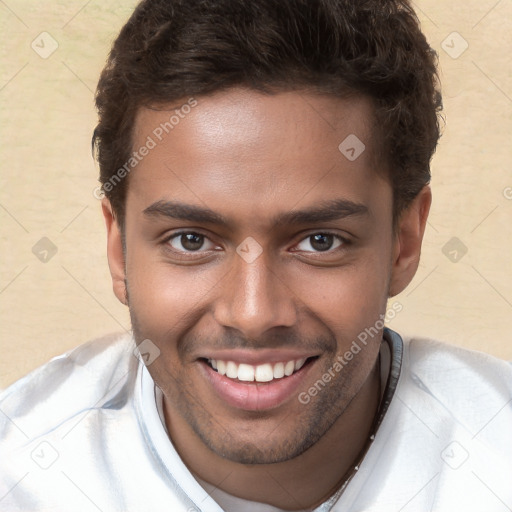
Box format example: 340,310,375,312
0,329,511,511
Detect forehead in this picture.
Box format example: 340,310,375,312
127,88,390,229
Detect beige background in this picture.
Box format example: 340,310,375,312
0,0,511,390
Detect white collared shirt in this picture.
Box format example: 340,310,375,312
0,329,511,511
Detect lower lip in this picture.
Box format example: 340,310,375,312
200,360,315,411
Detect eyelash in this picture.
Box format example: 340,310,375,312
162,230,351,258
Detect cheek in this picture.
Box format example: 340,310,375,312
124,246,223,333
286,250,391,336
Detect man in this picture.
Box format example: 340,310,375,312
0,0,511,510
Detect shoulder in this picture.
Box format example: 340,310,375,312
0,332,138,441
0,334,189,510
403,335,511,394
398,334,512,440
353,334,512,510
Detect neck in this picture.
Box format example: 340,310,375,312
164,359,381,510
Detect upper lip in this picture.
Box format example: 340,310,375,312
200,349,318,365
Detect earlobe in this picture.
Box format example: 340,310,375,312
101,199,128,305
388,185,432,297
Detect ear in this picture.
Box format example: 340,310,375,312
102,198,128,305
388,185,432,297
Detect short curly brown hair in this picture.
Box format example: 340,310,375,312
93,0,442,229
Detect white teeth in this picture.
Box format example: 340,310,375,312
295,358,306,371
255,363,274,382
217,360,226,376
284,360,295,376
238,363,255,382
273,362,285,379
209,357,310,382
226,361,238,379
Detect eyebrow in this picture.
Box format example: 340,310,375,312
142,198,369,227
275,199,369,225
143,200,229,226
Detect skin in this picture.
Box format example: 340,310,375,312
102,88,431,510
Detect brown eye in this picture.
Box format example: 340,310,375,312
168,232,214,252
309,234,334,251
295,233,343,253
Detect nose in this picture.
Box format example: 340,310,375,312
213,251,298,340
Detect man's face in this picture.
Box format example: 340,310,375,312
116,89,397,464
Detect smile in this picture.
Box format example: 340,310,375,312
200,352,319,410
207,358,308,383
